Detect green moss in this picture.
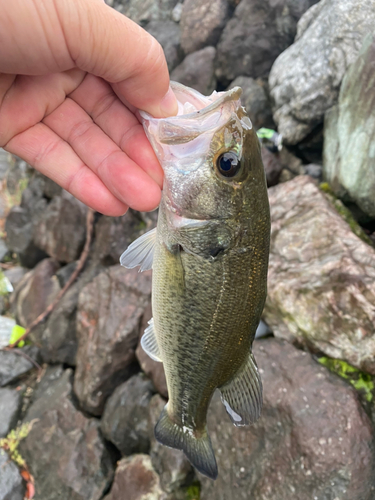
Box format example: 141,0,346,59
185,482,201,500
0,422,34,469
318,357,374,402
319,182,372,245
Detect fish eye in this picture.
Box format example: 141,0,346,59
216,152,241,178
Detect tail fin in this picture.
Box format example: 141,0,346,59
155,405,218,480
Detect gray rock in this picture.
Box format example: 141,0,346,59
201,339,375,499
29,364,64,404
228,76,274,130
21,369,114,500
180,0,231,55
171,2,183,22
171,47,216,96
0,387,23,437
114,0,179,26
74,266,152,415
3,266,28,288
0,149,13,181
0,346,40,387
263,176,375,374
11,258,61,327
33,189,87,263
136,340,168,399
101,374,154,456
148,395,194,495
103,455,164,500
304,163,322,180
323,35,375,219
0,450,25,500
0,239,8,262
216,0,318,84
269,0,375,144
146,20,182,72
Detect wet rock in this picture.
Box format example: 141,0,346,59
21,369,114,500
74,266,152,415
146,20,182,72
11,258,61,327
201,339,375,499
115,0,179,26
323,35,375,219
0,387,23,437
229,76,273,130
180,0,230,55
0,346,40,387
101,374,154,456
92,210,154,266
148,395,194,495
261,148,282,187
33,190,87,263
103,455,164,500
269,0,375,144
263,176,375,374
171,47,216,96
216,0,318,84
0,450,25,500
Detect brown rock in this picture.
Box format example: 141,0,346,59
264,176,375,373
200,339,375,499
104,455,165,500
261,148,282,187
74,266,152,415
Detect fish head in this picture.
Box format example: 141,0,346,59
141,82,267,224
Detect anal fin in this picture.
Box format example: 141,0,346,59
120,228,157,272
219,351,262,427
141,318,162,362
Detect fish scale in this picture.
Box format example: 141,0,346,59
121,81,270,479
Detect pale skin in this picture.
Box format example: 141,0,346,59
0,0,178,216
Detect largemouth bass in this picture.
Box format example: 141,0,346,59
121,82,270,480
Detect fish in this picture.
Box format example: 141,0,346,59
120,81,270,480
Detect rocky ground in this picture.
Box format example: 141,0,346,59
1,0,375,499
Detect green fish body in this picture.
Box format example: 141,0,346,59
121,82,270,479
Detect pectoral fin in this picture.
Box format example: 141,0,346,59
120,228,157,272
219,351,262,426
141,318,162,362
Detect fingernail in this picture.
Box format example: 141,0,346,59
158,87,178,118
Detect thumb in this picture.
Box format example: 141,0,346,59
60,0,178,118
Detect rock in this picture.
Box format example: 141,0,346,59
103,455,164,500
269,0,375,145
11,258,61,327
92,210,155,266
171,2,183,22
101,374,154,456
304,163,322,181
115,0,179,26
0,387,23,437
0,450,25,500
148,395,194,495
180,0,231,55
74,266,152,415
263,176,375,374
261,148,282,187
0,239,8,262
29,364,65,403
32,190,87,263
0,346,40,387
200,338,375,499
146,20,182,72
228,76,273,130
0,148,13,181
3,266,28,288
323,35,375,219
215,0,318,84
170,47,216,95
21,368,114,500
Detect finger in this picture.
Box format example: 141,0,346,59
0,70,85,146
43,97,162,211
4,123,129,216
69,74,163,187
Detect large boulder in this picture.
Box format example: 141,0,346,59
263,176,375,373
21,369,114,500
201,339,375,499
269,0,375,144
215,0,318,84
171,47,217,96
323,35,375,219
74,266,152,415
180,0,231,55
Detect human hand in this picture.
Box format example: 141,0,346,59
0,0,178,216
